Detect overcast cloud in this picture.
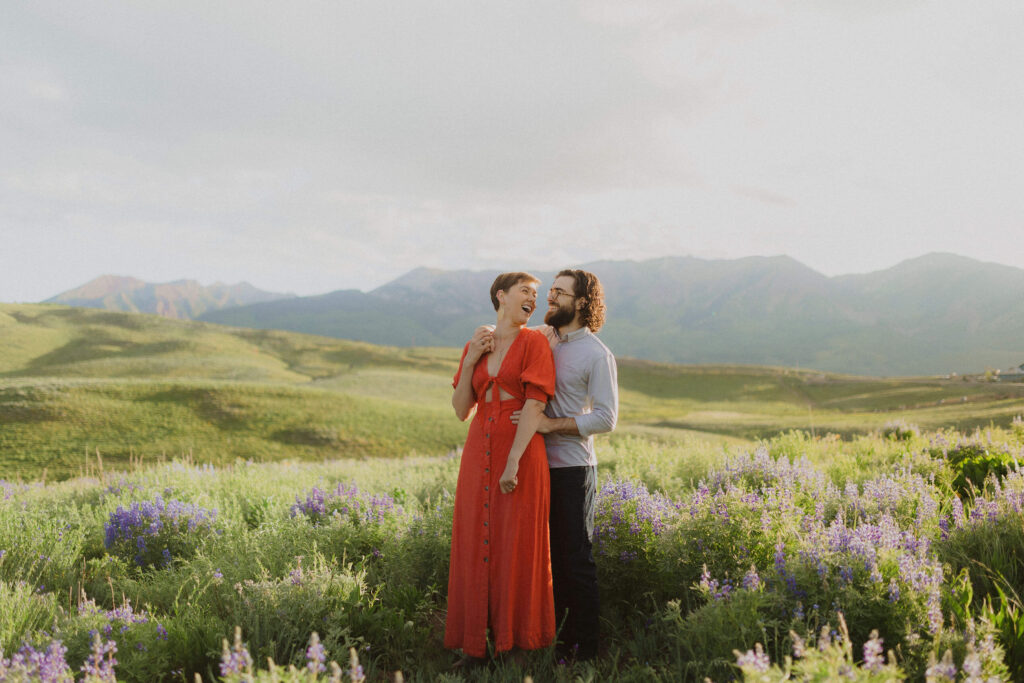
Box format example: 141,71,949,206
2,0,1022,301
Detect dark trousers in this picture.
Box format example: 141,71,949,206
549,465,600,659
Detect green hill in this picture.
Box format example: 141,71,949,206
3,303,1023,481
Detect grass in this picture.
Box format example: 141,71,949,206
2,302,1023,480
2,425,1022,681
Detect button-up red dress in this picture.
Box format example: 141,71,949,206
444,327,557,657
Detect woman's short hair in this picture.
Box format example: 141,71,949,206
490,272,540,311
557,269,606,332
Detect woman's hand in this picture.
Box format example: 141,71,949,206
499,462,519,494
465,326,495,365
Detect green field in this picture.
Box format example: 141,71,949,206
3,303,1023,480
4,303,1024,680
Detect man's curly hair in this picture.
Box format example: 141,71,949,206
558,269,606,332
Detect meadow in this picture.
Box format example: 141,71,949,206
2,304,1024,681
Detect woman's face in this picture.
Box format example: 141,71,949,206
499,280,539,325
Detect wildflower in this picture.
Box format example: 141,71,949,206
81,634,118,682
862,630,884,672
742,566,762,591
220,627,254,678
790,631,805,658
735,643,770,672
349,647,366,683
888,578,901,603
0,641,73,681
924,649,957,681
306,632,327,675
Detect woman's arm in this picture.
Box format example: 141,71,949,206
499,398,545,493
452,328,492,421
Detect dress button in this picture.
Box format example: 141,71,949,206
486,451,490,456
484,540,488,545
485,468,489,472
484,557,489,562
484,503,488,508
484,486,489,491
484,522,488,526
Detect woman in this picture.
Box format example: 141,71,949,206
445,272,556,663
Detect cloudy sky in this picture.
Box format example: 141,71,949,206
2,1,1022,302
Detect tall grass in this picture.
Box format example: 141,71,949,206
2,426,1023,680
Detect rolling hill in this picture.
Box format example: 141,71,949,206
3,303,1023,481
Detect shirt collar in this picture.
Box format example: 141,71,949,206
556,326,591,343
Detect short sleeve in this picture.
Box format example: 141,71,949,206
452,342,471,389
520,330,556,402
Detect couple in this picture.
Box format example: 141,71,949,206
445,269,619,665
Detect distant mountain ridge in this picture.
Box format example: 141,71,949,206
45,275,293,320
197,253,1024,376
44,254,1024,376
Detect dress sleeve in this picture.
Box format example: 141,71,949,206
452,342,472,389
520,331,556,402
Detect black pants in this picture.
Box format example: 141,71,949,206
549,465,600,659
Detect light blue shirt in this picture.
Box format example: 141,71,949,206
541,326,619,468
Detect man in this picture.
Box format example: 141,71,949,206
478,268,618,660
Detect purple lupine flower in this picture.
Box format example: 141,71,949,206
0,641,73,682
220,628,254,677
105,497,216,567
925,650,958,681
306,633,327,675
791,632,806,658
735,643,770,672
81,635,118,682
862,630,884,672
774,542,787,575
348,647,366,683
961,651,982,678
742,566,762,591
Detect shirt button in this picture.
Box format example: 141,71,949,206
486,451,490,456
484,540,488,545
484,557,488,562
484,503,488,508
484,486,489,491
485,468,489,472
484,522,488,526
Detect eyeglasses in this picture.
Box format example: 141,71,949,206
548,287,576,299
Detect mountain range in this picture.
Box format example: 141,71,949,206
44,275,293,320
42,254,1024,376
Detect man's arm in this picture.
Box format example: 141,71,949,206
516,351,618,436
537,415,579,435
572,352,618,437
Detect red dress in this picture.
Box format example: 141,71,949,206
444,327,556,657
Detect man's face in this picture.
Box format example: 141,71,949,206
544,275,578,328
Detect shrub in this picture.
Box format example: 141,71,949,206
0,640,75,682
735,616,905,682
58,597,173,682
881,420,919,442
104,497,218,568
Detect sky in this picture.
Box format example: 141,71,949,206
2,1,1023,302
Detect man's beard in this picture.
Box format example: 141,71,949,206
544,303,575,329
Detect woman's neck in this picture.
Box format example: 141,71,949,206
493,318,522,341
